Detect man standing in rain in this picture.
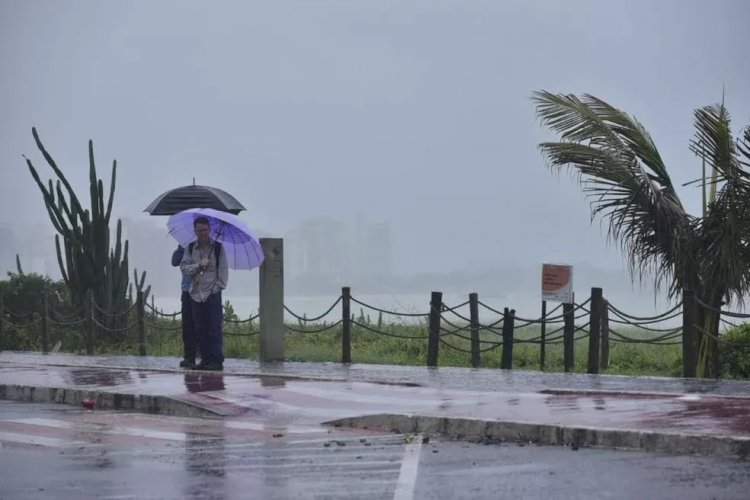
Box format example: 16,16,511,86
180,216,228,370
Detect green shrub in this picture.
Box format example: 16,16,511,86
719,323,750,379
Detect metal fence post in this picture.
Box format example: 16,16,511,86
501,308,515,370
137,291,146,356
540,300,547,370
426,291,442,367
342,287,351,364
600,299,610,370
0,290,4,352
469,293,480,368
86,290,95,355
563,302,575,372
41,293,50,354
587,287,603,374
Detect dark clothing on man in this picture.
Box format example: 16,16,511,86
192,290,224,367
180,239,228,370
173,246,197,366
180,291,197,362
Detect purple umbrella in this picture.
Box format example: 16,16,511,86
167,208,264,270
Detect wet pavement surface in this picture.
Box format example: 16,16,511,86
4,351,750,396
2,401,750,500
3,353,750,499
0,401,407,500
1,352,750,441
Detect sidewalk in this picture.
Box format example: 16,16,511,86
1,352,749,458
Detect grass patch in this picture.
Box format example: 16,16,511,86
0,315,718,378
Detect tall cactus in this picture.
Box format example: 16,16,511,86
23,128,140,338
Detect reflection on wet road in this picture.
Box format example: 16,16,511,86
0,401,408,500
3,401,750,500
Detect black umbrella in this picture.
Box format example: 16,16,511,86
144,184,246,216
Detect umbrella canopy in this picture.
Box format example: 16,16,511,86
167,208,264,270
145,184,246,215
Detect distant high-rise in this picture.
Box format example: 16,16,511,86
285,215,392,290
0,223,15,274
287,217,346,279
364,221,392,279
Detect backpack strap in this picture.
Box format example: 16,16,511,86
189,241,222,263
214,242,222,262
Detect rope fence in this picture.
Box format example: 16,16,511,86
351,320,429,340
2,286,749,377
285,320,344,335
350,296,429,318
284,296,342,322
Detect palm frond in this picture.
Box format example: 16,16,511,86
533,91,689,295
690,104,750,185
693,109,750,305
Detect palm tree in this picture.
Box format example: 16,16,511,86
533,91,750,378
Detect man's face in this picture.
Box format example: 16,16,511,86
194,222,211,244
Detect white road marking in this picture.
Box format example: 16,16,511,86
0,431,80,448
393,434,423,500
1,417,187,441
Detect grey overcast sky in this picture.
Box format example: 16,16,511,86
1,0,749,300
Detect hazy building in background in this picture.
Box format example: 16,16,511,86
0,223,16,275
286,215,393,293
4,223,56,277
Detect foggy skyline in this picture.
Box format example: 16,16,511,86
1,0,749,313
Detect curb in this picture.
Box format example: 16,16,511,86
326,414,750,459
0,384,224,418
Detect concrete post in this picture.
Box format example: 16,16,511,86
259,238,284,362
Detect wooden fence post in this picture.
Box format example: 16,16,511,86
469,293,480,368
587,287,603,374
342,287,351,364
426,291,442,367
41,293,50,354
137,291,146,356
501,308,515,370
540,300,547,370
563,302,575,372
682,289,697,378
600,299,610,370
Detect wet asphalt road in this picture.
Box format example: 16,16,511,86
1,401,749,500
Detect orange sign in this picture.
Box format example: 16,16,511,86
542,263,573,303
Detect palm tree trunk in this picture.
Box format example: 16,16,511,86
695,288,723,378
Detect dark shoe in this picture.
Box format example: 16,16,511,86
179,359,195,369
194,362,223,371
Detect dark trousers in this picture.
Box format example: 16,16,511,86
181,291,197,362
192,292,224,365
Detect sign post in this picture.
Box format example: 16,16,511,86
542,263,575,371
